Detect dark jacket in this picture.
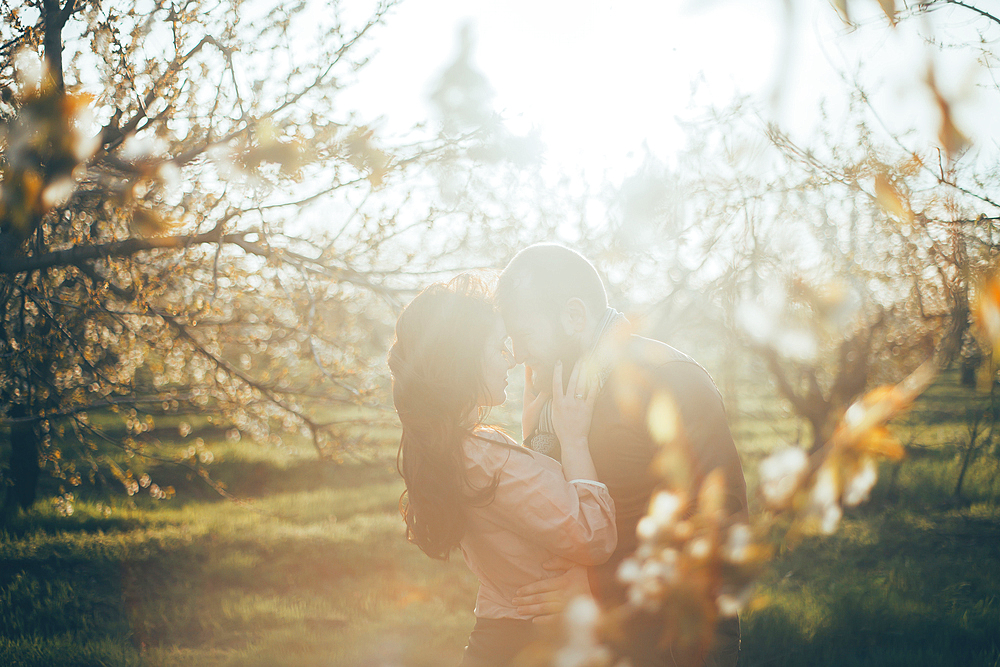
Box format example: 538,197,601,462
580,335,747,667
585,335,748,604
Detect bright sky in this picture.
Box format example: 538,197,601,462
345,0,998,180
350,0,784,174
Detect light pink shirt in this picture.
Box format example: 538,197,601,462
459,430,617,619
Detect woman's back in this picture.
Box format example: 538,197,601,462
459,429,617,620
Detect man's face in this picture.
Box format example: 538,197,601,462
502,301,581,390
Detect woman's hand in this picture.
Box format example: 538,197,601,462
522,365,550,441
551,360,597,449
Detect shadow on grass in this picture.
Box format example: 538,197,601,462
0,540,142,667
743,593,999,667
0,512,149,537
0,434,415,664
13,450,403,519
0,503,419,664
147,454,399,503
743,503,1000,667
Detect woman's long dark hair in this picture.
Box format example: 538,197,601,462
388,275,503,560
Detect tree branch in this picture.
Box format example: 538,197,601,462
0,226,232,275
0,393,197,425
101,35,225,151
938,0,1000,28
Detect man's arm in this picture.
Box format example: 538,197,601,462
660,361,748,524
513,556,591,621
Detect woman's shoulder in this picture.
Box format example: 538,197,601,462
471,426,520,447
464,427,528,454
462,428,533,469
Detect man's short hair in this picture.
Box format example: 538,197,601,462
495,243,608,318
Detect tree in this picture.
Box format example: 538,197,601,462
737,0,1000,446
593,0,1000,448
0,0,503,517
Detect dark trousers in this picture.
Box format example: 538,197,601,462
459,614,738,667
459,617,537,667
617,612,740,667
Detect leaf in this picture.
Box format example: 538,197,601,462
974,275,1000,349
937,108,969,160
874,172,913,224
343,126,391,188
927,64,969,160
832,0,851,23
131,207,175,237
833,363,936,455
857,425,905,460
647,391,680,446
876,0,897,25
698,468,727,519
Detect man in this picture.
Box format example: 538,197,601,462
495,243,748,667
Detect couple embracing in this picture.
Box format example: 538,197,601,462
389,244,748,667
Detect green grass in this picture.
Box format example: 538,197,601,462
0,435,479,666
741,507,1000,666
738,370,1000,667
1,371,999,665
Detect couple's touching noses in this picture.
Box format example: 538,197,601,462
389,243,748,667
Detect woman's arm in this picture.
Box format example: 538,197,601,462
549,360,599,483
466,437,617,566
522,365,550,442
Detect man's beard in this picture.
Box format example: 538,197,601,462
535,329,584,394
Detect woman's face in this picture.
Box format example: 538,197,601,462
480,317,515,407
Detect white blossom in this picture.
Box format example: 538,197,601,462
555,596,612,667
806,466,842,534
14,49,43,93
716,594,742,617
616,558,642,584
649,491,682,525
844,401,867,428
687,537,711,560
636,516,658,541
759,446,808,507
843,458,878,507
724,524,752,563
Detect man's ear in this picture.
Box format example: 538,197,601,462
560,297,589,335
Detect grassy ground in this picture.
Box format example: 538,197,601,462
736,372,1000,667
1,434,478,667
1,371,999,666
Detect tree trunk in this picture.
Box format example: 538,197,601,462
954,441,975,501
4,403,40,514
42,0,72,91
954,411,982,501
808,412,833,455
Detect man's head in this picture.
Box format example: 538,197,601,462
495,244,608,383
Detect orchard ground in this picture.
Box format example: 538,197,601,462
1,371,999,666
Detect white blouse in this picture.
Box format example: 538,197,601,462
458,429,617,619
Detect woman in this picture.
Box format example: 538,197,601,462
388,275,617,666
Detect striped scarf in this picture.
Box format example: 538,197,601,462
526,307,630,459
